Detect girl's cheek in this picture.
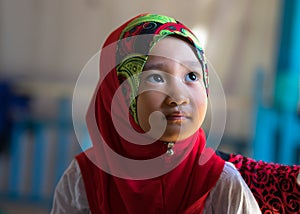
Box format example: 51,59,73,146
193,86,207,104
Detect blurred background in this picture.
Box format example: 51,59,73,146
0,0,299,213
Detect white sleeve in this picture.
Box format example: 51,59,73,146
203,162,262,214
50,159,90,214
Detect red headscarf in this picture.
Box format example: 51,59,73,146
76,13,225,214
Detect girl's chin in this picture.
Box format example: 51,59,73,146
159,132,196,142
141,124,200,142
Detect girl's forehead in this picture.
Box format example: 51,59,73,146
147,37,200,66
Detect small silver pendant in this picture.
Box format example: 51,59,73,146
166,142,175,156
166,148,174,156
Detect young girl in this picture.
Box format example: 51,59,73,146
51,13,261,213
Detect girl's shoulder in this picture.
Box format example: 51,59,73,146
203,161,261,214
50,159,90,214
214,161,250,193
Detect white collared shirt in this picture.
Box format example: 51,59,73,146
51,161,261,214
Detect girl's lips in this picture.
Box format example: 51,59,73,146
165,111,189,121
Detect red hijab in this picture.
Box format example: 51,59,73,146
76,13,225,214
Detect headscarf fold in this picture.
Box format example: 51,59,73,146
76,13,225,214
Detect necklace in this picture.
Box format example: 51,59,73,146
166,142,175,156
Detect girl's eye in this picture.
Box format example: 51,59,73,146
185,72,200,82
147,74,164,83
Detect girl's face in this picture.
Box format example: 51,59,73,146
137,36,207,142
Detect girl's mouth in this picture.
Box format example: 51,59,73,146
166,111,189,121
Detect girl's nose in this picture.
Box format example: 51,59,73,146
165,91,190,106
164,70,190,106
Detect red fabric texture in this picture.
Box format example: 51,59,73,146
228,154,300,214
76,13,225,214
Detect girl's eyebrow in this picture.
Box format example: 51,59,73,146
143,62,165,71
143,61,201,71
182,60,202,69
